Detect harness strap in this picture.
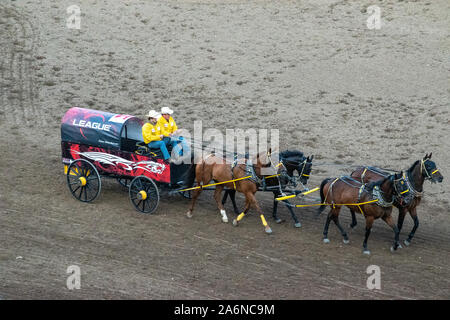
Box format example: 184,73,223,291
357,184,365,202
231,155,238,190
361,167,368,183
296,199,377,208
324,177,339,204
357,205,365,216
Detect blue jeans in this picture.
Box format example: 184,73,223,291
163,136,189,157
147,140,170,160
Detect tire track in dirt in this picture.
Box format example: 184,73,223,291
0,4,39,125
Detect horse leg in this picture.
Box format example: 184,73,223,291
332,214,349,244
221,190,229,206
349,209,357,229
363,216,374,255
404,207,419,246
232,198,250,226
283,200,301,228
249,192,272,234
382,214,401,252
272,197,282,223
186,186,203,218
397,206,407,233
229,189,240,214
323,209,334,243
214,185,228,223
271,191,284,224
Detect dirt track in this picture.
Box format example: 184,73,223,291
0,0,449,299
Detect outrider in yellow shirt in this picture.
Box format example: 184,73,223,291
158,116,178,137
142,122,162,144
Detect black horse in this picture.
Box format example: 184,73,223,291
222,150,313,227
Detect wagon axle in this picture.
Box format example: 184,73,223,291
137,190,147,201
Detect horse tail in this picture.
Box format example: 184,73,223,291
185,163,197,188
318,178,331,214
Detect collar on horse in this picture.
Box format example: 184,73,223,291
403,170,422,199
371,185,393,208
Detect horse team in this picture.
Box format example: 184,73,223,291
186,150,443,255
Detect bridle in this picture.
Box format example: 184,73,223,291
268,152,311,190
420,159,440,181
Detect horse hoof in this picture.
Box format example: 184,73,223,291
363,250,371,255
222,217,228,223
323,238,330,244
390,246,398,253
275,219,283,224
343,239,349,244
404,239,410,247
232,219,238,226
265,227,273,234
398,243,403,249
294,222,302,228
349,224,356,229
186,212,192,218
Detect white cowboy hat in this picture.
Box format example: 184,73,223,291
147,110,161,119
160,106,173,115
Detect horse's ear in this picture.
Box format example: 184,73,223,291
428,152,432,159
423,154,428,160
306,156,309,161
310,155,314,161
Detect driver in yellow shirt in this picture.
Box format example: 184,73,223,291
159,106,178,137
142,110,170,160
158,107,188,157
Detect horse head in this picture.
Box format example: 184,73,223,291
421,153,443,183
279,150,313,186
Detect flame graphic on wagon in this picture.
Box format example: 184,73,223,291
73,151,166,175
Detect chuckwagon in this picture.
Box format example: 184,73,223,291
61,107,193,214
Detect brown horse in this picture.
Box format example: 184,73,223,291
186,150,275,234
350,153,444,246
318,172,409,254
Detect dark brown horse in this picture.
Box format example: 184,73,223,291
350,153,444,246
186,150,275,234
318,172,409,255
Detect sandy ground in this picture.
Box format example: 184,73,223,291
0,0,449,299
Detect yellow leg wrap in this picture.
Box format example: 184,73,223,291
237,212,245,222
260,215,268,227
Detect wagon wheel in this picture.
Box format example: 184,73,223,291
129,176,159,214
66,159,101,202
179,189,192,199
117,177,130,188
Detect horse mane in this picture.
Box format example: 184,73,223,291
409,160,420,173
366,174,392,192
280,150,304,160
